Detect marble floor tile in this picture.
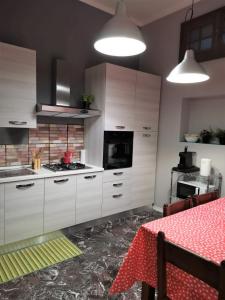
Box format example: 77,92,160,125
0,209,161,300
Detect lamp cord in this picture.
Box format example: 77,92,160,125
185,0,194,23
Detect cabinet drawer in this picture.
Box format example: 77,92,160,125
5,179,44,243
102,182,131,217
44,176,76,233
103,179,130,195
76,172,103,224
103,168,131,183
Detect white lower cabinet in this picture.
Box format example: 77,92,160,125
131,172,156,208
5,179,44,244
102,179,131,217
76,172,103,224
0,184,4,245
44,176,76,233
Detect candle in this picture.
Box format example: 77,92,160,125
200,158,211,177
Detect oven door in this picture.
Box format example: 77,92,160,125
103,131,133,170
177,182,200,199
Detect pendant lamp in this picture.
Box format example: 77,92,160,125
94,0,146,57
167,0,209,84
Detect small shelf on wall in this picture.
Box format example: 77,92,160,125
180,141,225,146
180,95,225,145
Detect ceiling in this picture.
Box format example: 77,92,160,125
79,0,202,27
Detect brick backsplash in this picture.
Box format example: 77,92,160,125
6,145,29,166
0,146,5,167
0,124,84,167
29,124,50,144
50,124,67,144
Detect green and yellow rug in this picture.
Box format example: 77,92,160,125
0,232,82,284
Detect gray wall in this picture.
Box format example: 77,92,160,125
0,0,139,144
140,0,225,208
0,0,139,106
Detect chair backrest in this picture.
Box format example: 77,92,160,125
157,231,225,300
192,191,219,207
163,198,192,217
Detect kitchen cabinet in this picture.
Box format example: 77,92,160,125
0,184,4,245
104,64,136,131
44,176,76,233
103,168,132,183
102,179,131,217
131,131,158,208
134,71,161,132
5,179,44,243
0,42,36,128
76,172,103,224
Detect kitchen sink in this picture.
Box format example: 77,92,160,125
0,168,36,178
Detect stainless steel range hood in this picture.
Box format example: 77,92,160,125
36,104,101,118
36,59,100,118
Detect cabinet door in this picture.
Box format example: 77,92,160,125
132,132,158,208
135,71,161,132
76,172,102,224
105,64,136,131
102,179,131,217
0,42,36,128
5,179,44,244
0,184,4,245
44,176,76,233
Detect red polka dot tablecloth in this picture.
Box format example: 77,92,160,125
110,198,225,299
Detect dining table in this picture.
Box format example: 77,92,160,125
110,197,225,299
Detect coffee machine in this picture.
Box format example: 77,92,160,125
173,147,200,172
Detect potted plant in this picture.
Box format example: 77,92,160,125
200,129,214,144
81,94,94,110
215,129,225,145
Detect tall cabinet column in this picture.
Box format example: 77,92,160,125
85,63,161,212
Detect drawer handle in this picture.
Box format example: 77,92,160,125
143,126,151,130
113,194,123,198
16,183,34,189
143,134,151,137
113,183,123,187
9,121,28,126
115,126,125,129
54,178,69,184
113,172,123,176
84,175,96,179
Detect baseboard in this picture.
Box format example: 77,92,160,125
152,205,163,213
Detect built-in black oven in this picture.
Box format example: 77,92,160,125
103,131,133,170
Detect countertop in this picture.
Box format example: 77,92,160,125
0,165,104,184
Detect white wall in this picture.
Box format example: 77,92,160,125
140,0,225,208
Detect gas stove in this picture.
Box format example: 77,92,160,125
43,162,90,172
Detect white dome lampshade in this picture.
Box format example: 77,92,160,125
94,0,146,57
167,49,210,84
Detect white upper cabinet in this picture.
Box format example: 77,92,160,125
0,42,37,128
134,71,161,132
0,184,4,245
44,176,76,233
104,64,136,131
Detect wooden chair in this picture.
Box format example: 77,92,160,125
163,198,192,217
191,190,219,207
157,231,225,300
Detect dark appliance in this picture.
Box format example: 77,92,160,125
177,181,200,199
103,131,133,170
172,146,200,172
43,162,90,172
